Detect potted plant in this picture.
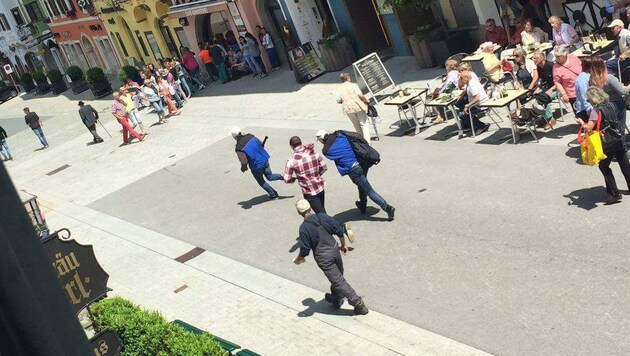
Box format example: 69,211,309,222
67,65,89,94
117,65,141,86
20,73,35,93
408,24,435,68
86,67,112,98
32,70,50,94
317,33,357,71
47,69,67,94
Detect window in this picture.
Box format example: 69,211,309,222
135,30,149,57
0,15,10,31
144,31,163,60
25,2,45,22
174,27,190,51
11,8,24,26
115,32,128,57
45,0,61,17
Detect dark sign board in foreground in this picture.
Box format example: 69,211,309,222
289,42,327,84
90,330,123,356
352,52,395,103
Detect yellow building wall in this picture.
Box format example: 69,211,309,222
94,0,183,66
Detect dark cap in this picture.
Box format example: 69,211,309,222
78,101,84,106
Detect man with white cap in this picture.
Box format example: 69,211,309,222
231,127,283,199
293,199,368,315
605,19,630,74
316,129,395,221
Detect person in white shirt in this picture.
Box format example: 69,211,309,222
606,19,630,73
458,70,489,135
431,59,460,124
258,26,280,71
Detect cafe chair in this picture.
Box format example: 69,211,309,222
484,71,517,98
466,99,502,138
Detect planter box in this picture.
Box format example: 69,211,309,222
318,36,357,71
22,81,36,93
35,81,50,95
69,79,89,95
51,80,68,94
408,35,435,68
89,80,112,98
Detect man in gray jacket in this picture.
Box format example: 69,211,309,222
78,101,104,143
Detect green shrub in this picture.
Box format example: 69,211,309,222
20,73,33,85
86,67,106,85
66,66,84,81
46,69,63,83
91,297,224,356
118,65,139,85
32,71,47,83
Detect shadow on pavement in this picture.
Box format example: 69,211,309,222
564,186,607,210
238,194,294,209
298,297,355,317
333,206,389,223
565,146,586,165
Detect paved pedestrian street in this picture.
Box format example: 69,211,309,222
4,58,630,355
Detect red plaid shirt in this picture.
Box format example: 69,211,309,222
283,144,327,196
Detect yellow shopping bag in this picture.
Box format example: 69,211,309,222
578,124,607,166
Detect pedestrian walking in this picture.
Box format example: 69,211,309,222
118,88,147,135
23,108,48,149
112,91,144,145
283,136,327,213
77,101,104,144
0,125,13,161
336,73,371,141
316,129,395,220
231,127,282,199
293,199,368,315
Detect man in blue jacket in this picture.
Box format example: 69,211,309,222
232,127,283,199
316,130,395,221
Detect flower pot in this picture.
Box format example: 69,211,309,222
318,36,357,71
69,79,89,95
35,80,51,95
22,81,36,93
89,80,112,98
51,80,68,94
408,35,435,68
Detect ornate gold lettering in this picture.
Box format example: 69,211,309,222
99,340,108,354
65,252,80,271
64,281,82,304
74,271,91,299
54,252,70,276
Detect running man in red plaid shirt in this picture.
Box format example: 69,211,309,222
283,136,328,214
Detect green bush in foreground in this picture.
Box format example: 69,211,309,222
91,297,224,356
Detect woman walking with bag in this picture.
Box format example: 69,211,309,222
583,87,630,204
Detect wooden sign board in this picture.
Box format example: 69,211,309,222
352,52,395,103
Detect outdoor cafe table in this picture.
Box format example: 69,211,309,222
384,88,428,135
425,90,464,137
572,40,614,58
479,89,530,143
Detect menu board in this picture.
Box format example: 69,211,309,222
289,42,326,83
352,53,394,100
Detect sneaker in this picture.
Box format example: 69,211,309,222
344,223,355,243
432,116,444,125
385,205,395,221
355,201,366,215
325,293,344,309
605,194,623,205
474,123,490,136
353,298,369,315
268,195,279,200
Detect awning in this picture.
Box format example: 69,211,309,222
167,0,226,18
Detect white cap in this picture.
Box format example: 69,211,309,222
295,199,311,214
608,19,624,28
315,129,328,139
230,126,241,138
480,42,494,51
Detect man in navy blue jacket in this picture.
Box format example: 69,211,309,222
316,129,395,221
232,127,283,199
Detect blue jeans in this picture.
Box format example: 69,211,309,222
606,58,630,77
458,106,484,131
347,164,388,210
0,139,11,159
251,163,282,198
150,100,164,117
178,76,191,96
266,48,280,68
32,127,48,147
244,54,261,74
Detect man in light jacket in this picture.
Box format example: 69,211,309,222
78,101,104,144
336,73,370,142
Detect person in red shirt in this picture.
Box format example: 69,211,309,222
198,42,218,82
510,17,525,44
485,18,508,47
283,136,328,214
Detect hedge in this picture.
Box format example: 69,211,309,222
90,297,224,356
118,65,140,85
46,69,63,83
66,66,84,82
32,71,47,83
86,67,106,85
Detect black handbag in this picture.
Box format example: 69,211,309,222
366,104,378,118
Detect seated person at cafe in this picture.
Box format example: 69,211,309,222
528,50,556,123
458,70,490,136
512,48,533,88
510,17,526,44
481,42,510,83
552,46,582,125
549,16,580,49
521,18,548,47
605,19,630,75
432,59,460,124
485,19,508,47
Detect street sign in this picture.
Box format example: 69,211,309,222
3,64,12,74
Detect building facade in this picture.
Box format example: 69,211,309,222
47,0,121,74
0,0,34,82
18,0,66,73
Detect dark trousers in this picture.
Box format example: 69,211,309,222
87,124,103,142
251,163,282,198
459,106,484,131
266,48,280,68
599,143,630,197
254,56,267,74
347,164,388,210
304,190,326,214
314,233,360,306
205,62,218,80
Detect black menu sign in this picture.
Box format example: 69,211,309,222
289,42,326,84
353,53,394,99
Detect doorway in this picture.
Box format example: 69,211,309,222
196,11,230,46
343,0,390,55
449,0,479,28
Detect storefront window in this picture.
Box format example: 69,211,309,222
115,32,128,57
135,30,150,57
144,31,163,61
174,27,191,51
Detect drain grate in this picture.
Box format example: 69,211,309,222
46,164,71,176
